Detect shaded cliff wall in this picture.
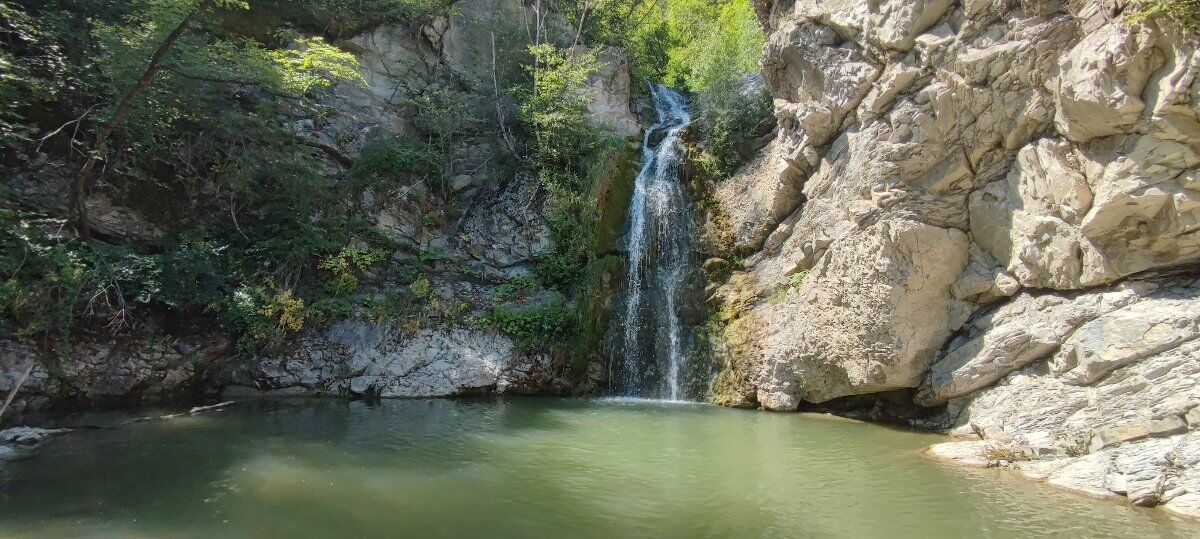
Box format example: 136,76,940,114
0,0,641,417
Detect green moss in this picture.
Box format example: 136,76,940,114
703,274,761,408
766,270,808,305
589,143,639,255
569,255,625,377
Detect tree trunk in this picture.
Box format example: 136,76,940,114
70,0,215,237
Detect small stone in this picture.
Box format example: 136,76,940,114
450,174,473,192
1185,406,1200,428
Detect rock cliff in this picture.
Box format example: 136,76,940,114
701,0,1200,517
0,0,639,414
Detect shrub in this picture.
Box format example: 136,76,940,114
520,44,603,177
418,247,443,265
0,209,86,341
695,80,773,178
495,274,540,302
534,182,602,292
351,138,443,192
319,247,385,296
262,289,306,331
491,299,578,351
408,277,431,301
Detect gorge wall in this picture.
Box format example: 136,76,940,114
0,0,640,415
3,0,1199,521
699,0,1200,517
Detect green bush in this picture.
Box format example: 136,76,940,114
408,277,431,301
319,247,385,296
495,274,540,303
694,81,773,178
536,188,599,290
351,138,443,192
0,209,86,341
491,299,578,351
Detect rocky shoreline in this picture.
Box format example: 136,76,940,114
694,0,1200,517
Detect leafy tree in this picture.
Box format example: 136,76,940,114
0,0,381,415
559,0,769,175
0,1,68,154
517,44,611,289
663,0,763,94
412,81,481,195
521,44,601,183
71,0,360,237
568,0,670,82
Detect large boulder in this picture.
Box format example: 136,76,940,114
749,219,969,409
1052,23,1161,143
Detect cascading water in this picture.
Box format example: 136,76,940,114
611,84,694,401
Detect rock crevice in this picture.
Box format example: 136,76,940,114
700,0,1200,517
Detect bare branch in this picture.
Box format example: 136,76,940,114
34,104,98,155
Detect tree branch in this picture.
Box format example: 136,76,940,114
0,359,35,425
162,66,304,100
71,0,216,238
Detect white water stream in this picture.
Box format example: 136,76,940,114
616,85,693,400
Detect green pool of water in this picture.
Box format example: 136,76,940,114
1,398,1196,538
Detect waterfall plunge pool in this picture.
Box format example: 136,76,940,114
1,398,1196,538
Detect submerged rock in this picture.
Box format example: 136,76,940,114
0,426,70,446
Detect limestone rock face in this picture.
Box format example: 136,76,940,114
1053,23,1161,143
226,322,569,398
0,333,226,416
587,47,642,137
706,0,1200,515
750,219,969,408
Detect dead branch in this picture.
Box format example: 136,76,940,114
127,401,238,423
0,359,35,425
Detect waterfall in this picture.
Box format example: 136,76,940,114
612,84,694,401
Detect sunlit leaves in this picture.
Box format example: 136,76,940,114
1127,0,1200,30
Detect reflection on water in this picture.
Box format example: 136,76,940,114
0,398,1196,538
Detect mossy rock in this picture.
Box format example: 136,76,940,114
588,142,639,255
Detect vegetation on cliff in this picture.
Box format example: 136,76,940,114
1127,0,1200,29
0,0,467,405
0,0,768,411
572,0,770,176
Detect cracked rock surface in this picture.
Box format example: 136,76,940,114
704,0,1200,516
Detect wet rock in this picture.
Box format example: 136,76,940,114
0,427,70,446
